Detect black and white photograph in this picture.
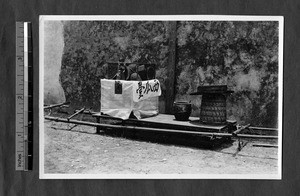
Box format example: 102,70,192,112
39,15,283,179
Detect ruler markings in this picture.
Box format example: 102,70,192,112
16,22,33,171
16,24,25,171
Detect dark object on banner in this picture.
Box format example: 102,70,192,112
173,101,192,121
191,85,233,125
106,61,156,81
114,81,122,94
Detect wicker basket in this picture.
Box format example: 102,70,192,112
200,93,227,125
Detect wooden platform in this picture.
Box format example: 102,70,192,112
92,113,237,133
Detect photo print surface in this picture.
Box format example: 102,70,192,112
39,15,283,179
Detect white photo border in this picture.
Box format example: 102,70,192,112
39,15,284,179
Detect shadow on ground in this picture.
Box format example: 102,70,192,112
97,128,234,150
46,110,235,150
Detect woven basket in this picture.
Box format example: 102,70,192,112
200,94,227,125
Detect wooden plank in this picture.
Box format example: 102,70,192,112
131,114,234,129
93,113,278,136
165,21,177,114
45,115,232,137
93,113,237,133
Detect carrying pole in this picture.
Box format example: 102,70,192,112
44,116,278,140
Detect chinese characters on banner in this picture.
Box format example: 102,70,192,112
133,79,161,102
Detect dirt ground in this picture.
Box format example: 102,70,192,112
44,120,278,175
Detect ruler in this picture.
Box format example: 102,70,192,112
16,22,33,171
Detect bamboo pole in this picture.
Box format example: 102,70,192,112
75,109,97,115
232,124,251,136
67,107,85,120
44,116,278,140
44,102,70,109
252,144,278,148
249,126,278,131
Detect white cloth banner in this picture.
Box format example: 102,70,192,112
101,79,161,120
132,79,161,102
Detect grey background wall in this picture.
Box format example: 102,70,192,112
46,20,279,127
44,20,66,104
1,0,300,195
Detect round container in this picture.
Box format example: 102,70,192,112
173,102,192,121
200,94,227,125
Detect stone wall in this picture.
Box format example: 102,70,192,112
51,21,279,127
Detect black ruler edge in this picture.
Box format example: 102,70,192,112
27,22,33,170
